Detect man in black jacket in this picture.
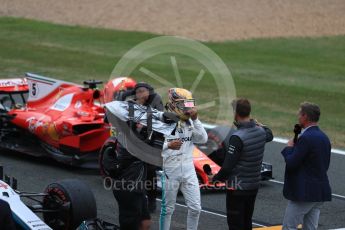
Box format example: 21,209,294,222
212,98,273,230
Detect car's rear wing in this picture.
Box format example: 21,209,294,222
0,78,28,93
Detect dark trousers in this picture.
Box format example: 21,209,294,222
113,189,150,230
146,164,158,203
226,189,258,230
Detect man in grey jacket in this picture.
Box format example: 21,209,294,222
212,98,273,230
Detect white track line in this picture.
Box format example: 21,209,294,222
269,179,284,185
332,194,345,199
156,198,266,227
269,180,345,199
272,138,345,156
202,123,345,156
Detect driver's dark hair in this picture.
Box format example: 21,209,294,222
232,98,251,118
300,102,320,122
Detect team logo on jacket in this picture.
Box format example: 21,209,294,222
167,136,193,142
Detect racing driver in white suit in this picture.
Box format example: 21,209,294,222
159,88,208,230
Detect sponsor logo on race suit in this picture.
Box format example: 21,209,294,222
166,136,193,142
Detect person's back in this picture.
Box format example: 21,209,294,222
229,121,267,190
212,98,273,230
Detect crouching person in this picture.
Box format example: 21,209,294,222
159,88,208,230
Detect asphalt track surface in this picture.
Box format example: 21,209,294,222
1,141,344,230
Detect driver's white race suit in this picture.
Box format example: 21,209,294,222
159,118,207,230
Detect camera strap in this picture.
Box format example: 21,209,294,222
146,106,153,142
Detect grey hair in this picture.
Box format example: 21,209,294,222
300,102,321,122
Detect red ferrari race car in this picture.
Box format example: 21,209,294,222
0,73,123,168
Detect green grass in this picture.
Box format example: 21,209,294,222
1,17,344,148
